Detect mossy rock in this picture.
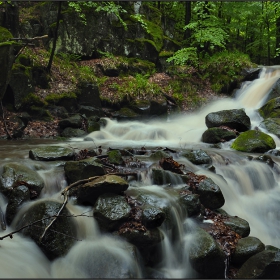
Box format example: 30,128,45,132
231,130,276,153
107,150,125,165
29,146,75,161
258,97,280,119
182,149,212,166
0,26,13,42
259,118,280,138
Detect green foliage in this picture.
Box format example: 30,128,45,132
166,47,198,67
0,26,13,42
68,1,127,29
22,93,47,108
45,92,77,104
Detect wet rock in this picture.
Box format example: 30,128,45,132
151,168,183,185
236,249,280,278
107,150,125,165
78,105,104,118
196,178,225,210
149,150,170,160
261,79,280,104
87,116,101,133
189,226,225,278
142,206,166,228
29,146,74,161
76,174,129,205
15,200,77,261
231,236,265,266
0,162,44,198
128,99,150,115
260,118,280,138
93,193,131,231
61,127,87,138
5,185,29,225
9,115,27,138
113,107,141,121
178,191,201,217
202,127,237,144
58,114,83,129
181,149,212,166
64,157,106,184
231,130,276,153
259,97,280,119
205,109,251,132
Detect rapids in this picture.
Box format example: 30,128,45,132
0,66,280,278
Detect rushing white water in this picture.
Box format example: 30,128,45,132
0,66,280,278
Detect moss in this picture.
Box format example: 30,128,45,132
45,92,77,104
258,98,280,119
143,19,163,52
0,27,13,42
159,50,174,57
231,130,276,153
22,93,47,107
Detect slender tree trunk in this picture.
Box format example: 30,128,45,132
184,1,191,41
46,1,62,73
265,2,270,65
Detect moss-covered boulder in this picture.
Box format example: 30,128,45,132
205,109,251,132
15,200,77,260
189,226,225,278
181,149,212,166
0,27,14,101
231,236,265,266
259,118,280,138
202,127,238,144
107,150,125,165
76,174,129,205
113,107,141,121
0,162,45,198
64,157,106,184
231,130,276,153
61,127,87,138
93,193,131,231
195,178,225,210
29,146,74,161
236,249,280,278
259,97,280,119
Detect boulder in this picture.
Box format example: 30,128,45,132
189,226,225,278
107,150,125,165
236,249,280,278
76,174,129,205
231,130,276,153
29,146,74,161
61,127,87,138
64,157,106,184
202,127,238,144
231,236,265,266
181,149,212,166
58,114,83,129
195,178,225,210
259,97,280,119
260,118,280,138
0,162,45,198
178,191,201,217
5,185,30,225
141,206,166,228
205,109,251,132
93,193,131,231
149,150,170,160
15,200,77,260
113,107,141,121
78,105,104,118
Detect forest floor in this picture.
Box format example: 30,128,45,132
0,55,224,140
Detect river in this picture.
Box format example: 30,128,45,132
0,66,280,278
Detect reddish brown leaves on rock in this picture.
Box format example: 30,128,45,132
159,156,185,174
185,171,207,191
74,149,90,161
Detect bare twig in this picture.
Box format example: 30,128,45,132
10,35,48,41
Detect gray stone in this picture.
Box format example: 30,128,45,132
205,109,251,132
64,157,105,184
29,146,74,161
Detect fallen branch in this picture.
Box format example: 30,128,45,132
10,35,48,41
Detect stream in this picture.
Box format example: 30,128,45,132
0,66,280,278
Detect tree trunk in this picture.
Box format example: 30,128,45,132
183,1,192,41
46,1,62,73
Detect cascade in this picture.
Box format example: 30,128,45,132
0,66,280,277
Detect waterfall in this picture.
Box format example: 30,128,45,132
1,66,280,278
